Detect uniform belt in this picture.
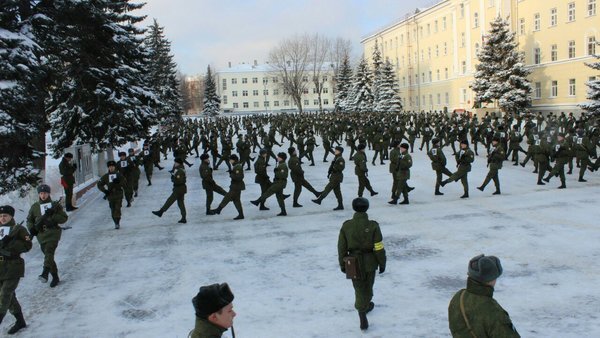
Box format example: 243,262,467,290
0,255,19,261
350,249,373,254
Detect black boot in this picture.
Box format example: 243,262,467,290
333,204,344,211
358,311,369,330
399,198,409,205
178,218,187,224
39,267,49,283
293,202,303,208
493,190,501,195
50,272,60,288
152,210,163,217
7,312,26,335
250,199,260,206
233,214,244,220
370,191,378,196
211,206,223,215
367,302,375,313
460,193,469,199
311,199,322,205
388,198,398,205
434,190,444,196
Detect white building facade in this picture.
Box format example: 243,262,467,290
215,63,336,113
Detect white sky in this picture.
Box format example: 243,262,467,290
138,0,437,75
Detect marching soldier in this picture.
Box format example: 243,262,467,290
371,128,384,165
26,184,68,288
543,133,571,189
211,155,245,220
287,147,320,208
353,144,378,198
572,128,592,182
506,125,525,166
337,198,386,330
313,146,345,210
190,283,236,338
428,138,453,196
199,154,227,215
477,137,505,195
251,152,289,216
441,140,475,198
141,142,155,186
97,160,126,229
0,205,32,335
305,131,317,166
389,143,412,205
127,148,141,197
152,158,187,223
253,149,271,211
59,152,78,211
116,151,135,207
448,254,520,337
388,141,400,199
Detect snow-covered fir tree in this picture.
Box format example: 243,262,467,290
202,65,220,116
333,54,353,112
581,41,600,117
351,57,374,113
144,19,182,119
471,16,531,114
0,2,45,195
371,42,384,107
374,60,403,113
46,0,158,156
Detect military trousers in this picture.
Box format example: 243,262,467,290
292,178,319,203
144,164,153,184
204,184,227,212
319,179,343,205
0,278,22,317
219,189,243,216
159,190,186,218
352,271,376,312
259,183,286,212
63,183,74,208
447,169,469,194
434,167,453,193
481,168,500,191
40,241,59,274
357,174,375,197
108,198,122,220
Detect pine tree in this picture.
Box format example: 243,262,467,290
0,2,45,195
144,19,182,119
471,16,531,114
334,54,353,112
581,42,600,117
351,57,374,113
202,65,220,116
371,42,384,107
375,60,403,113
45,0,158,156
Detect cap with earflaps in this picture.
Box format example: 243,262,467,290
468,254,503,283
107,160,117,167
229,154,239,161
460,140,469,146
288,147,296,155
335,146,344,153
357,143,366,151
277,152,287,161
352,197,369,212
0,205,15,217
192,283,235,319
37,184,51,194
200,154,210,161
400,143,409,150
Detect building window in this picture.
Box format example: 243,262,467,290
428,71,432,82
534,82,542,99
323,76,328,82
437,93,441,104
445,67,449,79
302,88,309,94
323,88,329,94
312,87,318,94
436,69,440,81
242,78,247,84
589,0,597,16
588,36,597,55
231,78,238,84
274,101,279,107
434,20,438,32
519,18,525,35
324,99,329,105
242,90,248,97
568,2,576,22
232,91,238,97
435,45,439,57
264,101,270,107
243,102,249,108
550,8,557,26
443,17,447,30
551,44,558,61
272,77,279,83
569,40,576,58
460,4,465,18
233,103,239,109
274,89,279,95
551,81,558,97
534,13,540,31
253,102,259,108
253,90,259,96
284,100,290,106
429,94,433,105
263,89,268,95
304,99,309,106
427,23,431,35
252,77,258,83
403,77,406,86
445,92,450,104
222,95,228,104
569,79,576,96
263,78,268,84
534,48,541,64
302,76,308,82
461,32,466,47
461,88,468,103
444,42,448,55
475,43,480,55
222,79,227,90
462,61,467,74
428,47,431,59
589,76,597,83
474,12,479,28
313,99,319,105
416,74,419,84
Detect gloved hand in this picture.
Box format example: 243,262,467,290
103,192,109,200
379,266,385,274
73,163,77,169
113,177,120,184
29,228,38,238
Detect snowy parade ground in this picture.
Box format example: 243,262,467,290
5,136,600,337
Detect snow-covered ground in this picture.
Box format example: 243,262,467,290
5,135,600,337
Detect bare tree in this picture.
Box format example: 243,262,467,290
309,34,331,113
269,34,311,113
329,37,352,77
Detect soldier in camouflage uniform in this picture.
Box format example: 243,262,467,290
441,140,475,198
251,152,289,216
199,154,227,215
211,155,245,220
477,137,505,195
338,198,386,330
97,161,127,229
428,138,453,196
253,149,271,211
152,158,188,223
313,146,345,210
26,184,68,288
0,205,32,335
448,254,520,338
353,144,378,198
287,147,320,208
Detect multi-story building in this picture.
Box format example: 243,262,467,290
215,62,336,113
361,0,599,115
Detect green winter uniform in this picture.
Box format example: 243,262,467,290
97,171,127,224
337,212,386,312
189,317,227,338
429,147,453,194
117,158,135,203
393,152,413,201
141,148,154,184
0,219,32,317
257,161,288,213
444,148,475,196
288,154,319,205
353,151,375,197
26,199,68,275
59,157,77,208
572,135,592,181
217,162,245,217
254,156,271,199
389,147,400,198
317,154,345,207
200,161,227,213
127,154,142,194
448,278,520,338
480,145,506,193
158,166,187,219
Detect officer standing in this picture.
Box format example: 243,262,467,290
0,205,32,335
353,144,378,198
251,152,289,216
97,161,127,229
199,154,227,215
152,158,187,224
211,155,245,220
59,152,78,211
477,137,505,195
441,140,475,198
26,184,68,288
448,254,520,337
287,147,320,208
312,146,345,211
190,283,236,338
337,198,386,330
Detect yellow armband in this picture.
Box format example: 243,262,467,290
374,241,384,251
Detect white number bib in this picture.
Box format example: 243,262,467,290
120,161,127,168
555,145,560,152
109,174,117,183
431,149,438,156
0,226,10,240
40,203,52,216
535,140,541,146
144,150,150,156
577,138,583,145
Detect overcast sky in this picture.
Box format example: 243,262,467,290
138,0,436,75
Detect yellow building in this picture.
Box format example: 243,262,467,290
361,0,599,115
